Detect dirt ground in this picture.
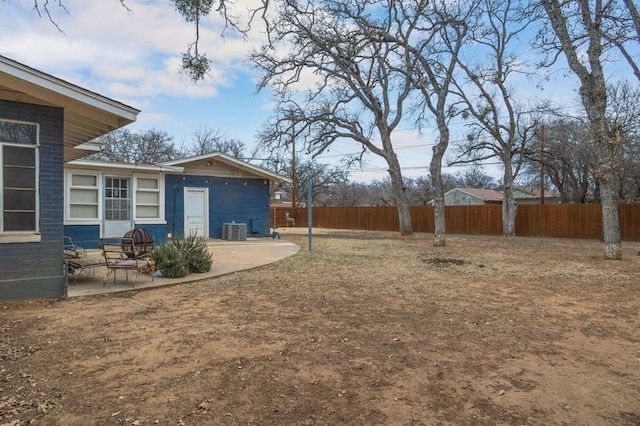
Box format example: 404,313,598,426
1,229,639,425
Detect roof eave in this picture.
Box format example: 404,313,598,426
0,55,139,162
67,159,184,173
162,152,291,183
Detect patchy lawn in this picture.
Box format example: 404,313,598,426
1,229,639,425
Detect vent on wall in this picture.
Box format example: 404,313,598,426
222,223,247,241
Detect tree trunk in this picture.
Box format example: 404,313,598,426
502,165,517,237
430,129,449,246
387,153,413,236
540,0,623,259
582,83,622,258
597,137,622,259
600,178,622,259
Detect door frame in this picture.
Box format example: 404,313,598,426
183,187,209,238
102,174,134,237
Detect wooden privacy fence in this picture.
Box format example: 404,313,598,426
271,204,640,241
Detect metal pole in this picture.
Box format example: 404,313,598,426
291,122,296,209
540,124,545,205
307,176,312,251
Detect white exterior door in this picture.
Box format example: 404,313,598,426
103,176,133,237
184,188,208,237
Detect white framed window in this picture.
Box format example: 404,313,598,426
68,173,99,219
0,119,40,241
134,176,161,220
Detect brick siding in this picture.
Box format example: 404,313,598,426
0,100,66,300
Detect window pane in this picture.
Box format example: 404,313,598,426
0,121,37,145
3,212,36,231
3,145,35,167
3,189,36,210
137,192,159,205
137,178,158,189
70,205,98,219
3,167,35,189
71,175,97,187
70,188,98,204
137,206,159,218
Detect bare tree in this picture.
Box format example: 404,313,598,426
262,157,349,206
325,181,370,206
252,0,419,235
189,125,258,159
605,0,640,82
89,128,184,164
520,81,640,203
607,80,640,202
456,166,497,189
364,178,399,207
520,119,599,203
415,0,474,246
451,0,539,236
619,133,640,202
537,0,639,259
365,0,475,245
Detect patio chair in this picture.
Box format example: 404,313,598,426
64,236,105,283
64,236,87,259
100,237,155,286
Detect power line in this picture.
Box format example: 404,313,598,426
346,161,503,174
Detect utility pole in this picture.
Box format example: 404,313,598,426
540,124,545,205
291,122,296,208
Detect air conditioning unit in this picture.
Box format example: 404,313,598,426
222,223,247,241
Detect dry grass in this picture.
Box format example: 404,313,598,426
1,229,639,425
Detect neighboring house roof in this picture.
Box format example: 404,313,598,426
162,152,292,183
497,185,562,200
0,55,139,162
66,159,184,173
451,187,504,202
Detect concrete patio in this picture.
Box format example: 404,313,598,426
66,238,300,298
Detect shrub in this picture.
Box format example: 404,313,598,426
152,243,188,278
152,235,213,277
171,234,213,273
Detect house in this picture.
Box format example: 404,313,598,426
430,187,562,206
160,153,290,240
62,159,182,249
509,186,561,205
431,188,504,206
63,152,291,248
0,55,139,300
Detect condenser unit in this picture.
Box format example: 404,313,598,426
222,223,247,241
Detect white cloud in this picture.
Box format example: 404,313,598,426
0,0,260,103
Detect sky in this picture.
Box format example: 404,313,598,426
0,0,601,183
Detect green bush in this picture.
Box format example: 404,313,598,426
171,234,213,273
152,235,213,277
152,243,188,278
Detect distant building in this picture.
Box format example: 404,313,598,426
430,188,503,206
429,187,561,206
